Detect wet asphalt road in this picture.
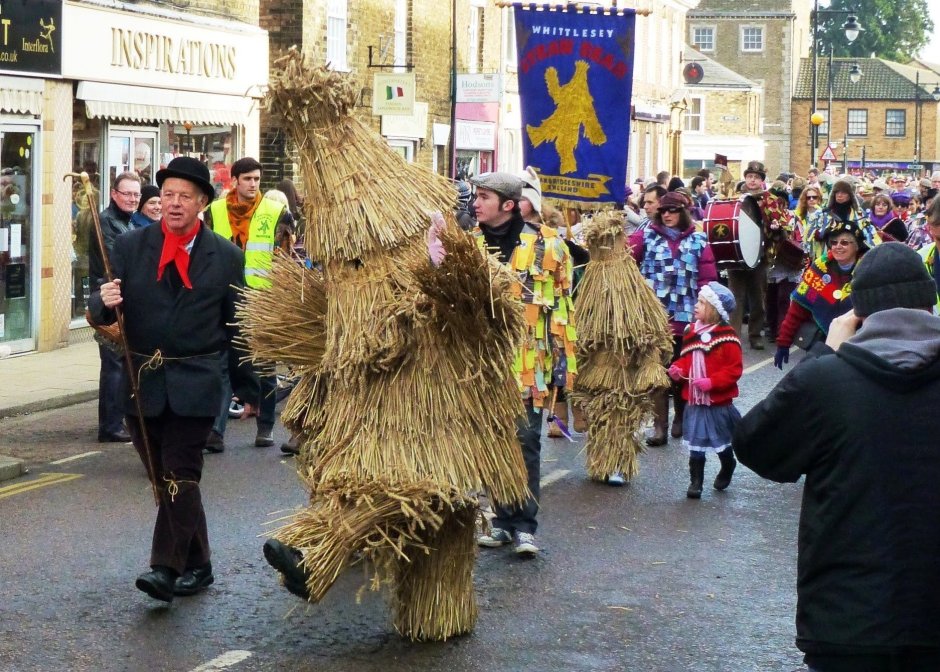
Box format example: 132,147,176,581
0,347,809,672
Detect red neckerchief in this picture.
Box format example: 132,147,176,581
156,220,199,289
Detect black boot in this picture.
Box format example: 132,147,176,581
135,566,178,603
687,456,705,499
714,448,737,491
263,539,311,600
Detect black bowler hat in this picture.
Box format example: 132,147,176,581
156,157,215,202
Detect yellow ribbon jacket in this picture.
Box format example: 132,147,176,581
476,222,577,407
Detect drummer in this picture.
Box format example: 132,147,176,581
727,160,790,351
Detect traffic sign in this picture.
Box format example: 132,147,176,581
819,145,837,162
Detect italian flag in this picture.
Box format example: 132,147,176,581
386,86,405,100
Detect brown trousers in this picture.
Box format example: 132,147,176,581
127,410,214,574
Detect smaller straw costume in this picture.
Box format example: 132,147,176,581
240,49,529,641
569,213,672,482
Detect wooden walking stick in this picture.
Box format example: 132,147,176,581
64,171,161,506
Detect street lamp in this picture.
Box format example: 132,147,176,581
810,2,863,169
841,64,863,170
183,121,194,157
914,73,940,173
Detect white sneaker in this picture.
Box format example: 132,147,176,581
513,531,539,556
607,472,627,487
478,527,512,548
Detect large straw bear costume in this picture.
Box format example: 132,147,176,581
238,49,529,641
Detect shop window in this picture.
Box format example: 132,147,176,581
161,124,237,197
70,104,104,322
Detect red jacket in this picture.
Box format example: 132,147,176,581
672,324,743,405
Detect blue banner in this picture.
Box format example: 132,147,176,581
513,5,635,206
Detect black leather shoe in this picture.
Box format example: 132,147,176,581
263,539,310,600
174,563,214,596
280,436,300,455
255,427,275,448
135,566,177,602
99,429,132,443
204,430,225,454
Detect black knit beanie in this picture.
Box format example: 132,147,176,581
851,242,937,317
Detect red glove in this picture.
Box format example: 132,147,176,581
691,377,713,392
667,364,682,381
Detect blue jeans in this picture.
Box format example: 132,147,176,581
97,344,125,435
492,399,542,535
212,350,277,436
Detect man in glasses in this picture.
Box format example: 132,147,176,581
89,171,143,443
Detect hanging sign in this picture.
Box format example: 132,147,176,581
513,4,636,206
373,72,416,116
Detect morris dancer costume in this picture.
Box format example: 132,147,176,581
240,50,528,641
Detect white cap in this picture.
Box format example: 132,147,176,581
519,166,542,214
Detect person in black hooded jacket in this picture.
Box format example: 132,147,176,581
733,242,940,672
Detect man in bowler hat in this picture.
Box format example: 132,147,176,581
88,157,259,603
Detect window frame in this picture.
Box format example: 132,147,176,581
847,108,868,137
326,0,349,72
885,109,906,137
691,25,715,53
740,25,764,53
684,96,704,133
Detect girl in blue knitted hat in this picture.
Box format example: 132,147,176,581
668,281,744,498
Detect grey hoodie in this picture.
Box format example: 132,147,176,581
846,307,940,371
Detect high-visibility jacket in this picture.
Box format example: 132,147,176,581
209,197,283,289
919,242,940,313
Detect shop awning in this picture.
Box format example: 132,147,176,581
0,76,44,115
77,81,255,126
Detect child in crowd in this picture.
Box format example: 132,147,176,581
668,282,744,499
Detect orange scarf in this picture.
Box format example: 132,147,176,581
225,190,261,249
157,220,200,289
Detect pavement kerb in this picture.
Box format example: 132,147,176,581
0,389,99,421
0,389,99,483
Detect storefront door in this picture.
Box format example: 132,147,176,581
0,126,39,353
107,126,158,187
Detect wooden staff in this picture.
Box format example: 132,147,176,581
64,171,160,506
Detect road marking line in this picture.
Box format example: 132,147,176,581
0,472,83,500
743,357,774,375
51,451,101,465
190,650,252,672
541,468,570,487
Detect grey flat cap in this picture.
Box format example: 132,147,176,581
470,172,523,201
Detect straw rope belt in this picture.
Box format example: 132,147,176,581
130,349,221,383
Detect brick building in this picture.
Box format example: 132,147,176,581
0,0,268,354
687,0,812,176
791,58,940,177
259,0,504,186
681,46,763,181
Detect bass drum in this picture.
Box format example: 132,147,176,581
703,197,764,270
